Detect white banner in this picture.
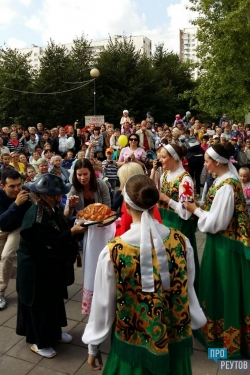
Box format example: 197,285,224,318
85,115,105,127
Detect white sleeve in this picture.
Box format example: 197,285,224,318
168,176,194,220
82,246,116,353
194,184,234,233
185,237,207,329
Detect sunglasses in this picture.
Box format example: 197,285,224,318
129,138,138,141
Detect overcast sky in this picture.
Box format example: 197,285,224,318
1,0,195,53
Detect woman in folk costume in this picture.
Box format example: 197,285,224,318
64,159,115,315
82,175,206,375
184,143,250,359
158,144,200,292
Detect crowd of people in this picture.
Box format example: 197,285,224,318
0,110,250,374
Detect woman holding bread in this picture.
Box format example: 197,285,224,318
64,159,115,314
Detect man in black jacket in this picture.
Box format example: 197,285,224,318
0,170,30,310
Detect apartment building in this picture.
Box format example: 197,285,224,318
179,27,199,79
18,35,152,70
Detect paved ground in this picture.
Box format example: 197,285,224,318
0,232,249,375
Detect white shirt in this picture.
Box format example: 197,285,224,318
194,171,235,233
82,221,206,355
160,165,194,220
58,136,68,153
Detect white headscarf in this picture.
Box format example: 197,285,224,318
164,144,183,167
123,182,170,292
206,147,239,180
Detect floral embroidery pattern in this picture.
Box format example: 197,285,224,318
203,178,250,245
159,171,190,211
108,228,192,356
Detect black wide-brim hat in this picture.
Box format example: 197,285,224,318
28,173,71,195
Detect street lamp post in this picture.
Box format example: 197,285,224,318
90,68,100,116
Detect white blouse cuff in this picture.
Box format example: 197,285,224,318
168,199,176,210
194,207,203,217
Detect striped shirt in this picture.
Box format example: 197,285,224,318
102,160,118,180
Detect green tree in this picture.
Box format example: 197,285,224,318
0,47,34,125
189,0,250,119
34,40,75,126
69,34,94,123
152,44,194,122
95,36,156,124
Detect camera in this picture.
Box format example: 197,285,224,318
156,159,162,167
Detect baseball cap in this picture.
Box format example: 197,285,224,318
213,135,219,139
106,148,114,153
231,137,237,141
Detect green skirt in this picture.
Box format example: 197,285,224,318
159,207,199,293
103,340,193,375
194,233,250,359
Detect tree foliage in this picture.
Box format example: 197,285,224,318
0,36,193,127
189,0,250,119
0,47,34,124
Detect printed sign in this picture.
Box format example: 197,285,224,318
85,116,105,127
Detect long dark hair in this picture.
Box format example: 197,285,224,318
72,159,97,192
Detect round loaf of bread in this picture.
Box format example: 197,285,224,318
77,203,115,222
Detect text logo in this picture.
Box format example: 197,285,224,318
208,348,227,363
219,360,250,372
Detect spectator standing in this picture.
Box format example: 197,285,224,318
6,132,24,154
120,110,131,126
51,127,68,155
146,111,154,130
0,138,10,156
102,148,118,190
136,120,155,150
0,170,30,310
26,133,39,155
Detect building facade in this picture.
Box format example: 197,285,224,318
18,36,152,70
179,27,199,79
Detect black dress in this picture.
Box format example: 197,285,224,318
16,201,77,348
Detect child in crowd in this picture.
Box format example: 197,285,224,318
30,151,41,173
43,149,53,168
101,148,118,190
0,153,14,179
24,164,37,183
239,167,250,217
61,151,75,169
201,135,209,152
237,143,248,168
245,139,250,169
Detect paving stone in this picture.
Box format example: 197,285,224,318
193,338,206,352
67,284,82,300
71,290,82,302
64,300,83,322
0,354,35,375
191,349,218,375
69,322,86,348
74,268,82,286
3,315,17,329
0,305,17,325
6,291,18,307
28,366,68,375
0,326,23,354
75,353,108,375
62,318,79,334
6,337,43,364
39,344,87,375
4,279,16,297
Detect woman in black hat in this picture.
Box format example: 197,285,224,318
16,174,86,358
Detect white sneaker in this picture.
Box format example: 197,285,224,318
0,295,6,310
58,332,72,343
31,344,57,358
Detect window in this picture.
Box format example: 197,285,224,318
34,53,37,56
